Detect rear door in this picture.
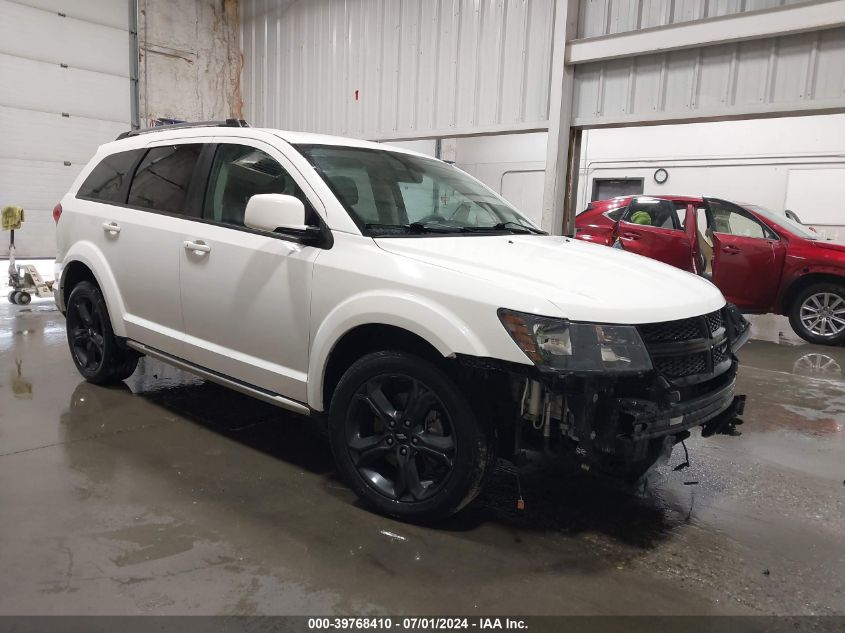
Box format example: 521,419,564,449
615,197,694,271
78,140,208,355
705,198,787,311
178,138,324,402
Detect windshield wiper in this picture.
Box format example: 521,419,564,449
408,221,468,234
462,222,545,235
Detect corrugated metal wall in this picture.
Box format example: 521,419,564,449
573,25,845,126
576,0,813,38
240,0,557,139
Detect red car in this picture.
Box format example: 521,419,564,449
575,195,845,346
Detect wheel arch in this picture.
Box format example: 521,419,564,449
780,272,845,315
60,243,127,336
308,293,489,412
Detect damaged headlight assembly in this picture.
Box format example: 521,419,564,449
498,309,652,373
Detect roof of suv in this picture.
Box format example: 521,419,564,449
102,124,434,160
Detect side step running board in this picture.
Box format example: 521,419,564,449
125,341,311,416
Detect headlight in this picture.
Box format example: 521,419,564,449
498,309,652,373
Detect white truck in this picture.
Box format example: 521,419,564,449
53,120,749,521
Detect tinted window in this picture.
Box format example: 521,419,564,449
204,144,310,227
77,149,143,203
127,144,202,214
605,208,625,221
623,198,681,230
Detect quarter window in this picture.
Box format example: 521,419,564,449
128,144,202,214
204,144,309,227
77,149,144,203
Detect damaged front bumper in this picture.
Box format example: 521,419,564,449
616,362,746,441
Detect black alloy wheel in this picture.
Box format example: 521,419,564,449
329,351,494,521
65,281,139,384
67,292,107,373
347,374,456,502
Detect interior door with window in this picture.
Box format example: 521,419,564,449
88,141,206,355
705,198,786,311
178,139,322,402
615,197,694,271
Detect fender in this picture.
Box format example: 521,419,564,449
307,291,490,411
777,264,845,313
61,240,128,337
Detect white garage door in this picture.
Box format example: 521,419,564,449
0,0,132,257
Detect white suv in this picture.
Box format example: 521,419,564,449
54,120,749,521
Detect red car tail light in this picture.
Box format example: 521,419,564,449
53,203,62,224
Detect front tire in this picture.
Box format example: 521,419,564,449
789,282,845,345
65,281,139,384
329,351,494,522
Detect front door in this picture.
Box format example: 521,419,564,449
705,198,787,312
178,139,323,402
615,197,694,271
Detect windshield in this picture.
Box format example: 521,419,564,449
296,144,543,236
743,204,818,239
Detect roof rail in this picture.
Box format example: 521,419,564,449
116,118,249,141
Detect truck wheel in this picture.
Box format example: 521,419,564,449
65,281,139,384
8,291,18,304
789,282,845,346
329,351,494,522
16,291,31,305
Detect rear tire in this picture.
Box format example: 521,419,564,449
16,291,31,305
328,351,494,522
65,281,139,384
7,290,18,304
789,282,845,346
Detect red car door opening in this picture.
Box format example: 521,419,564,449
706,198,787,312
615,197,694,271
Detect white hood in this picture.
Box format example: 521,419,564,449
375,235,725,324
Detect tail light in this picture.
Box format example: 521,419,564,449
53,203,62,224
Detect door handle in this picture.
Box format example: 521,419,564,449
102,222,121,235
183,240,211,254
722,245,740,254
620,232,640,241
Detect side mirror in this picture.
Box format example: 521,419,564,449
244,194,322,244
245,194,306,232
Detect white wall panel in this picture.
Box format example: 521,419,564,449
0,53,129,123
240,0,556,139
0,0,131,257
576,0,813,38
573,26,845,126
0,0,129,77
17,0,129,29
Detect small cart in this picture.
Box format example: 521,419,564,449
4,206,53,305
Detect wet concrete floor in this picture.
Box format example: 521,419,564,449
0,299,843,615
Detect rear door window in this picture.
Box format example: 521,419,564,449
127,144,203,214
622,198,682,230
77,149,144,203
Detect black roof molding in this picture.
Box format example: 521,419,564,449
116,119,249,141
